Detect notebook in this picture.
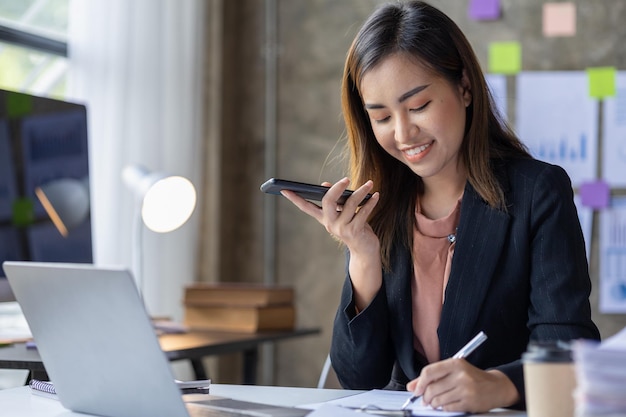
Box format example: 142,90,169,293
2,261,308,417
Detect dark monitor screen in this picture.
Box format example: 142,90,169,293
0,89,92,301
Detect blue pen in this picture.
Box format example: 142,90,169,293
401,331,488,410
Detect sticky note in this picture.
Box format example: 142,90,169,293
587,67,617,99
469,0,501,21
12,198,34,226
543,3,576,37
488,42,521,75
579,180,610,209
6,92,33,118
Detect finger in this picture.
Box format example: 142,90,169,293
280,190,324,222
406,377,419,394
415,361,452,393
421,360,478,411
407,381,416,392
351,190,379,219
415,359,469,402
427,384,461,410
321,178,351,212
343,180,374,212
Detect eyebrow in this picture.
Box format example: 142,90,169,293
364,84,431,110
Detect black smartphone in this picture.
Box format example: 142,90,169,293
260,178,372,206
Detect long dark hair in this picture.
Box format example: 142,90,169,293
341,1,530,269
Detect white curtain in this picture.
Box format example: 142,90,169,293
66,0,206,319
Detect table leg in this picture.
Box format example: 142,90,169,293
23,368,49,384
190,358,208,380
242,348,258,384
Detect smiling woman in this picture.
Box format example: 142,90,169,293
278,1,600,413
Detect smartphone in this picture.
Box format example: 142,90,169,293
260,178,372,206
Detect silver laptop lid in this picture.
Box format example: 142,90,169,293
3,261,188,417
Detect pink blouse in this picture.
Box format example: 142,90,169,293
411,198,462,363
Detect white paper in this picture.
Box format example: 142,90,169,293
599,196,626,313
573,326,626,416
515,72,598,188
601,71,626,187
600,326,626,350
485,74,507,122
320,389,464,416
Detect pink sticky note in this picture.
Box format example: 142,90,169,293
543,2,576,37
579,180,610,209
469,0,501,21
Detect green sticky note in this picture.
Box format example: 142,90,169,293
6,92,33,118
488,42,521,75
12,198,34,226
587,67,616,98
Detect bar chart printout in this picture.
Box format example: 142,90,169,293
602,72,626,187
600,197,626,313
485,73,507,122
515,72,598,188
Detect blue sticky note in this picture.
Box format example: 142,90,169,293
469,0,501,21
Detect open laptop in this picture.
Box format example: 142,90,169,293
2,261,309,417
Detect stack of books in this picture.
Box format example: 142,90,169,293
573,326,626,416
183,283,296,333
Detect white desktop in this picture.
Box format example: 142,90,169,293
0,383,527,417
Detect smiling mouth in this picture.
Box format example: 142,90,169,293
404,142,431,156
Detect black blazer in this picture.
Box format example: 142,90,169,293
330,158,600,409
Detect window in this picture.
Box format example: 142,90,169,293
0,0,69,99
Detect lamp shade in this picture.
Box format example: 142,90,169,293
35,177,90,237
122,165,196,233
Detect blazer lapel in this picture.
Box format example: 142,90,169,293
438,181,510,359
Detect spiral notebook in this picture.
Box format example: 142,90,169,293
3,261,308,417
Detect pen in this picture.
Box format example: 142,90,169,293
400,331,488,410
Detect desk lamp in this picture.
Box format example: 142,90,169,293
122,164,197,299
35,177,90,237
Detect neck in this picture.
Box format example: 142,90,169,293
420,168,467,220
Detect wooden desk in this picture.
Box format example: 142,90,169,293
0,328,320,384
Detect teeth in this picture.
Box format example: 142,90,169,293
405,143,430,156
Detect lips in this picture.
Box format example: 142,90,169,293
404,142,431,157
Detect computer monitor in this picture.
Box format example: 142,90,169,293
0,89,92,302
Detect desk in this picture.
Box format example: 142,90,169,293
0,383,527,417
0,328,319,384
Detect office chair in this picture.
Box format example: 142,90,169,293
317,354,343,389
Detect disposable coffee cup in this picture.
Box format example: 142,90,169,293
523,341,576,417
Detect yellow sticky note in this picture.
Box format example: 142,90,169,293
543,2,576,37
488,42,521,75
587,67,616,98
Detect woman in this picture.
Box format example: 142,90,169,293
281,1,600,413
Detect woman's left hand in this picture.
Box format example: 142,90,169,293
406,359,519,413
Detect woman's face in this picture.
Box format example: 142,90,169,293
360,53,472,184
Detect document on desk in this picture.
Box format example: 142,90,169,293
306,389,464,416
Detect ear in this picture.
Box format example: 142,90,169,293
459,69,472,107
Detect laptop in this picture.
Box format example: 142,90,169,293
2,261,309,417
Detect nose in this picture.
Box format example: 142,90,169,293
394,114,418,144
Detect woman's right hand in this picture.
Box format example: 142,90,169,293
280,178,383,309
